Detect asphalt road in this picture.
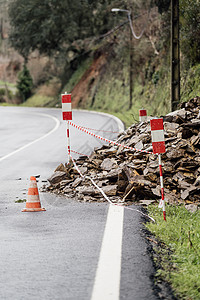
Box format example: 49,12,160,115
0,107,159,300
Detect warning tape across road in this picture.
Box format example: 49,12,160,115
77,125,120,134
71,149,90,157
70,154,155,222
68,121,154,155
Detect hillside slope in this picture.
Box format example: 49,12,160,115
64,42,200,127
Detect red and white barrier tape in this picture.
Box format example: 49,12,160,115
71,149,89,157
70,154,155,222
78,125,120,134
68,121,153,155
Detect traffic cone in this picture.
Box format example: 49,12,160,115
22,176,46,212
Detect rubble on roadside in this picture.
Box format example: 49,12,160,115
44,96,200,206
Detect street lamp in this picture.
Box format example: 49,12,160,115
111,8,147,109
111,8,133,110
111,8,145,40
111,8,130,13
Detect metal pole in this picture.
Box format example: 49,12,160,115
171,0,180,111
129,15,133,110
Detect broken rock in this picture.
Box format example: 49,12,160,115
48,171,69,185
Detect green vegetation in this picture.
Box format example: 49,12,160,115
8,0,118,59
6,0,200,117
180,0,200,65
0,88,5,96
0,102,15,107
0,87,15,103
64,50,200,127
17,65,33,102
146,205,200,300
0,80,16,88
15,199,26,203
94,73,170,126
2,1,199,297
181,64,200,102
20,95,53,107
64,58,93,95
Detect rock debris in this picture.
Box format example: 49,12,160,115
44,97,200,207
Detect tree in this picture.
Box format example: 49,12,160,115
17,65,33,102
8,0,119,60
154,0,171,14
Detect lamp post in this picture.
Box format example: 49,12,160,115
171,0,180,111
111,8,133,109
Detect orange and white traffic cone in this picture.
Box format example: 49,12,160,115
22,176,46,212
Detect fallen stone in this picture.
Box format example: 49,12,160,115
48,171,68,185
185,204,198,213
101,158,118,171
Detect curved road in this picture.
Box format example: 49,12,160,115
0,107,159,300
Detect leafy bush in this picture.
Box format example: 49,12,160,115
0,88,5,103
0,88,5,96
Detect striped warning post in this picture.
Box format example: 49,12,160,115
139,109,147,122
62,93,72,121
150,118,165,154
22,176,46,212
62,93,72,158
150,118,166,221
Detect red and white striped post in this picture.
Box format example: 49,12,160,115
62,92,72,161
150,118,166,221
139,109,147,122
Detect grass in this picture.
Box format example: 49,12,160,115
64,57,93,94
90,74,171,127
15,199,26,203
146,204,200,300
0,102,15,106
20,95,54,107
181,63,200,102
0,80,16,88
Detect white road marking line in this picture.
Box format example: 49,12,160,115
91,204,124,300
0,113,60,162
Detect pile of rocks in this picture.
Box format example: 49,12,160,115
45,97,200,206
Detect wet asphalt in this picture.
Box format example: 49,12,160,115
0,107,159,300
